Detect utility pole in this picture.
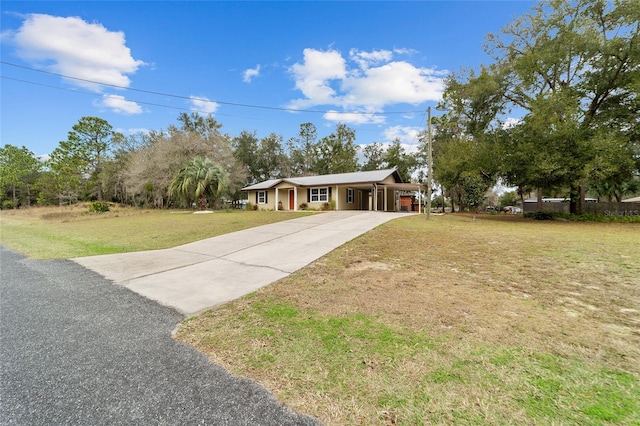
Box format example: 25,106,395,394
426,107,433,220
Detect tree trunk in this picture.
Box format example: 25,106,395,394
536,187,543,212
569,183,585,215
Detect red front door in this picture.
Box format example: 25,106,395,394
289,190,295,210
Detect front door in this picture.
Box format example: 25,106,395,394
289,189,295,210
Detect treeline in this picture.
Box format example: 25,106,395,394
431,0,640,214
3,0,639,214
0,113,420,209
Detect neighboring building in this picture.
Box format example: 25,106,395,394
242,168,422,212
523,197,597,213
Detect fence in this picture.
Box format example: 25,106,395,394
523,201,640,216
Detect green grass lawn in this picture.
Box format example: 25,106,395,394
0,205,312,258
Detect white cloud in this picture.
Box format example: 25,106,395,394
342,62,445,108
96,94,142,115
383,125,423,147
115,127,150,136
502,117,521,129
288,48,346,109
190,96,218,114
287,47,446,124
9,14,145,91
349,48,393,70
243,64,261,83
323,110,386,125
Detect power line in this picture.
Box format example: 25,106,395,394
1,61,424,116
0,75,261,120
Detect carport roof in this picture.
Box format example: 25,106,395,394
242,169,407,191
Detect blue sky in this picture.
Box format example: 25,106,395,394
1,1,534,158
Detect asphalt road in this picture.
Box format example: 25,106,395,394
0,246,321,425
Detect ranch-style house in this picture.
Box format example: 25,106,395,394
242,168,423,212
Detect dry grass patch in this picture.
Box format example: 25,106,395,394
178,214,640,425
0,204,313,259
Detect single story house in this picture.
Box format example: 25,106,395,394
241,168,423,212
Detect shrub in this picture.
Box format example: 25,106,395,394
524,211,555,220
87,201,110,213
299,203,308,210
2,200,17,210
524,211,640,223
245,202,253,211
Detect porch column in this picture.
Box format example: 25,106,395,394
383,185,387,211
373,184,377,211
335,185,339,210
275,187,279,211
294,188,298,211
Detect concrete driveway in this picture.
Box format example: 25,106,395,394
74,211,411,316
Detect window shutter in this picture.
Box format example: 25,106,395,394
328,187,332,200
255,192,258,204
265,192,268,204
307,188,310,202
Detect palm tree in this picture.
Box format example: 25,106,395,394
168,156,228,210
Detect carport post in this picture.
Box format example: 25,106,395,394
373,184,377,211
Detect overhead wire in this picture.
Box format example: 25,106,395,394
0,75,260,120
1,61,424,116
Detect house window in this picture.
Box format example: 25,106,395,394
347,188,354,204
257,191,267,204
310,187,329,202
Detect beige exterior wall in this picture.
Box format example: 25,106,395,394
249,189,277,210
248,182,407,212
249,186,370,211
334,186,363,211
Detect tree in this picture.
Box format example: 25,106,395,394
382,138,418,182
361,142,385,171
124,114,246,207
168,156,228,210
428,99,495,213
256,133,288,181
47,116,121,202
0,145,42,207
460,171,487,214
233,130,260,184
485,0,640,213
177,112,223,139
287,122,318,176
499,190,519,209
314,123,359,175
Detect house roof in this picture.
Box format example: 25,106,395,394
622,196,640,203
242,168,404,191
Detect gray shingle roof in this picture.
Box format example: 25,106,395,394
242,168,401,191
